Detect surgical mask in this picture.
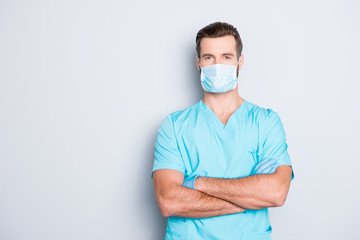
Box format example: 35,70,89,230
199,63,239,93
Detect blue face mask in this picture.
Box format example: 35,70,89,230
200,63,239,93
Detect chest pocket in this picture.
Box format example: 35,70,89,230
178,120,260,179
240,122,260,176
225,121,259,177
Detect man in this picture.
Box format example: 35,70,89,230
151,22,294,240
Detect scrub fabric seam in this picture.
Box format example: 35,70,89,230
169,113,186,175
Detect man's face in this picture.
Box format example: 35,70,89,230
196,35,244,73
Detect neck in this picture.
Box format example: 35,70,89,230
202,86,244,115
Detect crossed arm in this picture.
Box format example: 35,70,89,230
152,165,292,218
153,169,245,218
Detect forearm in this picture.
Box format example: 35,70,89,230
157,183,245,218
196,173,285,210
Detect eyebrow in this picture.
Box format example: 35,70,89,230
201,53,235,58
201,53,214,58
222,53,235,56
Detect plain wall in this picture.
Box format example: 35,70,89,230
1,0,359,239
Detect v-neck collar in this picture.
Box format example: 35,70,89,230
199,98,248,130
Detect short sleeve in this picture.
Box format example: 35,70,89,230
151,114,185,178
260,110,294,181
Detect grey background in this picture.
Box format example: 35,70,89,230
1,0,359,239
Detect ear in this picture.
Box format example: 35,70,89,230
196,56,200,71
236,54,244,78
238,54,244,70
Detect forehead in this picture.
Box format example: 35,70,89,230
200,35,237,56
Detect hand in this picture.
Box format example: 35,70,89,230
182,175,200,190
252,157,279,175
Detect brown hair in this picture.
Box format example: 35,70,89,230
196,22,243,59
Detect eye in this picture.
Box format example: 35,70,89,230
204,56,212,60
224,56,231,60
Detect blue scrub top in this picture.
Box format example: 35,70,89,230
152,99,294,240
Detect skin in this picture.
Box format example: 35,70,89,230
153,35,293,218
195,165,292,210
153,169,245,218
